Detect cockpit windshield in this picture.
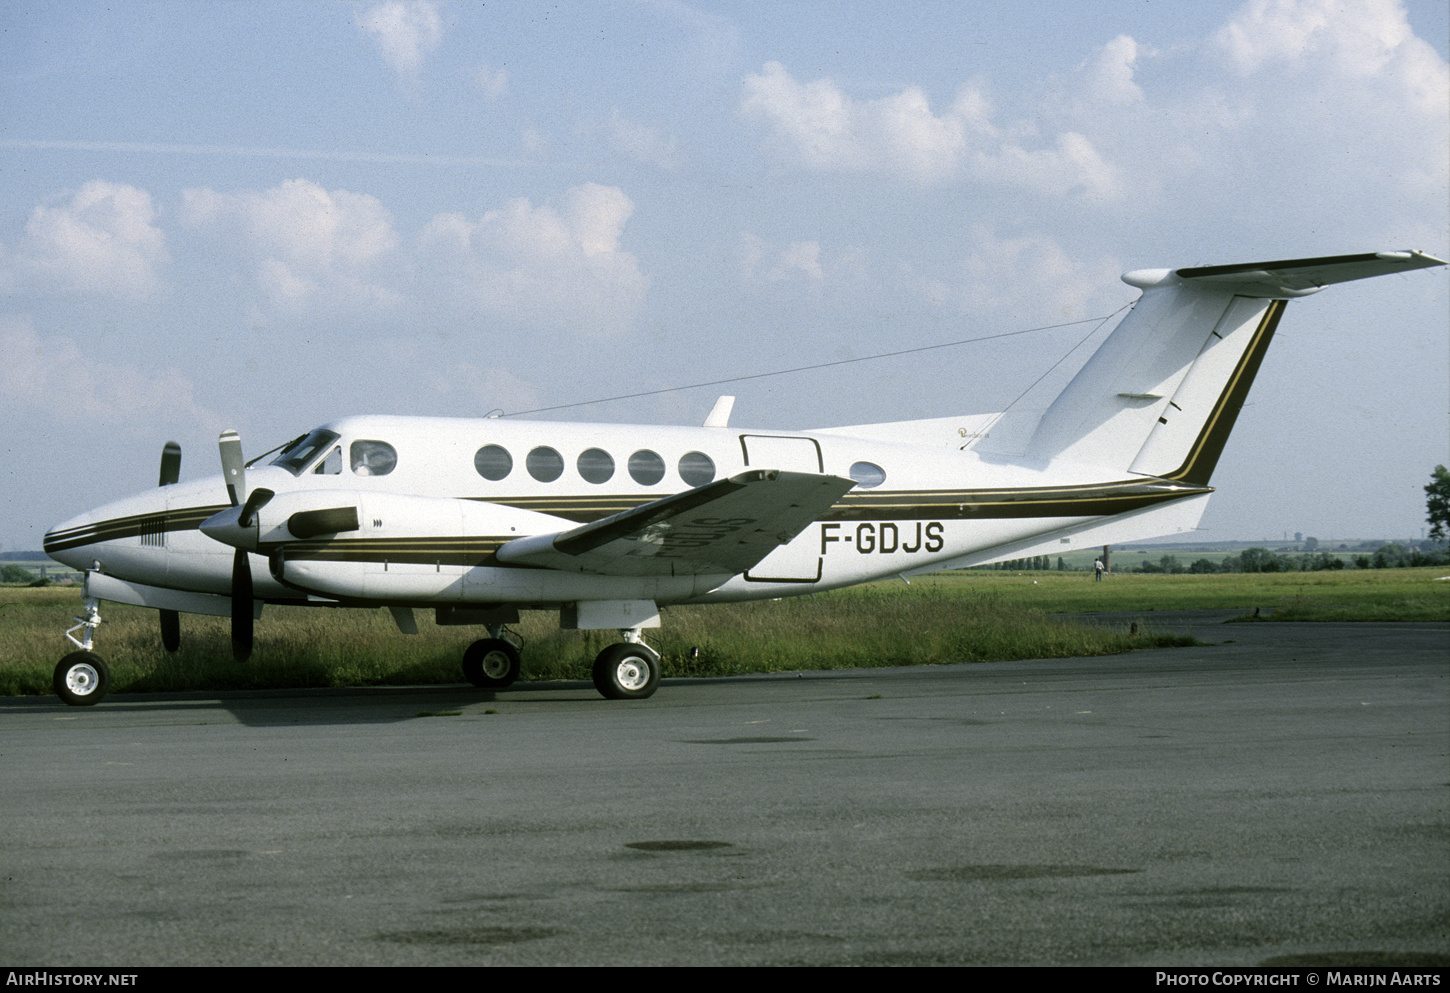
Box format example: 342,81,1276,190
271,429,341,475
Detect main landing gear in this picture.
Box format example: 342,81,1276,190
458,626,662,701
55,597,111,707
461,633,522,688
592,633,661,701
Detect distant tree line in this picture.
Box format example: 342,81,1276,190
1,564,51,586
980,542,1448,575
1138,544,1447,574
990,556,1063,571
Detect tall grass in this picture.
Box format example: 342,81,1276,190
0,583,1193,698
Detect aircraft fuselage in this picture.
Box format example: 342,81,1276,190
45,413,1205,610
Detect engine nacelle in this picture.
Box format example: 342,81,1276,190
254,490,727,605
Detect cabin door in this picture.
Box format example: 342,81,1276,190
738,435,826,583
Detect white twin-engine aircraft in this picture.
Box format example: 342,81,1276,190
44,250,1445,706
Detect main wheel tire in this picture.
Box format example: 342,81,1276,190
592,643,661,700
462,638,522,688
54,651,111,707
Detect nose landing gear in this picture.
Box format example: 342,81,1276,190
55,595,110,706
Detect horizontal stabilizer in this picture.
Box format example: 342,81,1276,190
496,470,856,577
1169,250,1445,298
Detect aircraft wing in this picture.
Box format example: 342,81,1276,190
494,470,856,577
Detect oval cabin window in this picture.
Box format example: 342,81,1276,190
849,461,886,489
577,448,615,484
350,440,397,477
474,445,512,481
527,446,565,483
678,451,716,487
628,450,666,486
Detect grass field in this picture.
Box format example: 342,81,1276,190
924,566,1450,621
2,567,1445,699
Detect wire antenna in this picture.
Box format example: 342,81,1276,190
502,314,1117,418
961,302,1133,450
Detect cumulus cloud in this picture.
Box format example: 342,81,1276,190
418,183,649,336
2,181,167,301
913,226,1125,322
428,362,541,412
357,0,442,76
740,233,825,285
1215,0,1448,116
1082,35,1146,106
0,314,218,430
475,63,508,100
1185,0,1449,215
741,62,967,184
602,109,678,169
740,61,1122,197
180,178,401,312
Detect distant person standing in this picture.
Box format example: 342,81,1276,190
1094,557,1105,582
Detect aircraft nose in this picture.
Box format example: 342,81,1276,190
43,509,101,570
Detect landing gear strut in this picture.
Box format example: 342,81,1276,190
56,595,110,707
592,629,661,700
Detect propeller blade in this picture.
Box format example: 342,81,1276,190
237,488,275,529
219,430,245,506
159,441,181,487
160,609,180,653
232,549,254,663
158,442,183,652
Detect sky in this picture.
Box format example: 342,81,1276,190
1,0,1446,552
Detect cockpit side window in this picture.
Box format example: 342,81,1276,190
271,429,341,476
351,440,397,476
314,446,342,475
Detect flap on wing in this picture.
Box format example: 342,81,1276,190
1174,250,1445,297
495,469,855,576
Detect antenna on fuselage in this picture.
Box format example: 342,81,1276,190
703,395,735,428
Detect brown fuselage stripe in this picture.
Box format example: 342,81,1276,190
45,476,1210,559
43,504,230,554
271,537,511,567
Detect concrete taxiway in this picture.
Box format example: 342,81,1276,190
1,615,1446,966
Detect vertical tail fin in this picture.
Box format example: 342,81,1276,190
1015,251,1443,482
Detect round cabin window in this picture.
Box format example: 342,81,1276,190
527,446,565,483
577,448,615,484
474,445,513,481
678,451,716,487
628,450,666,486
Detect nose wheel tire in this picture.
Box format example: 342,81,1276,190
54,652,111,707
592,643,661,700
462,638,522,688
